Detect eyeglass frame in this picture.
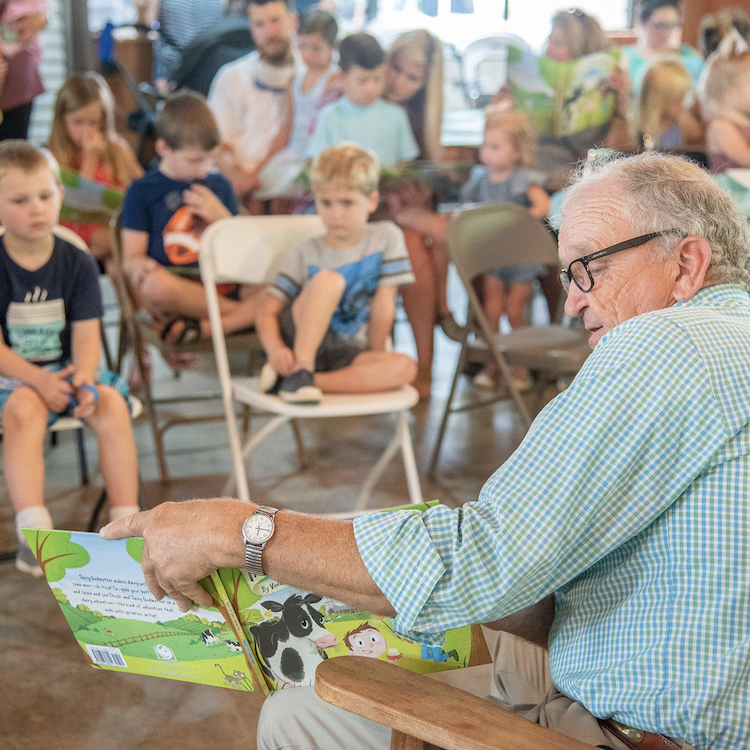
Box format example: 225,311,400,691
558,229,684,294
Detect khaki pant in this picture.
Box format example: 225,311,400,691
257,632,693,750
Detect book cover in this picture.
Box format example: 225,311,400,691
58,166,124,225
24,519,473,693
507,46,621,138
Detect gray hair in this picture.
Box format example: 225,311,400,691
553,151,750,290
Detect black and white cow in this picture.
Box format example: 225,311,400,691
250,593,338,687
226,640,242,652
201,628,219,645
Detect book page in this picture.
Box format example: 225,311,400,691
23,529,266,693
507,47,620,138
215,567,473,692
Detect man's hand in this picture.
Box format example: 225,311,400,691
100,499,253,612
182,183,231,224
33,364,75,413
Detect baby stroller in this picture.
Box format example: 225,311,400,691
98,16,255,165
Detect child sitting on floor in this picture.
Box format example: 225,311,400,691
48,72,143,265
703,50,750,172
306,32,419,169
390,109,550,391
256,143,417,405
120,91,266,348
0,141,139,576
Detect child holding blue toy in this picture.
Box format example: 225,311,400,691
0,141,139,576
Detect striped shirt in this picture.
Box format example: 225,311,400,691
354,285,750,749
269,221,414,342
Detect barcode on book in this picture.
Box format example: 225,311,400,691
85,644,127,668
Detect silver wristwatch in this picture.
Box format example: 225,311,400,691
241,505,279,576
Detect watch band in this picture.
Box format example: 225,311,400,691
244,505,278,576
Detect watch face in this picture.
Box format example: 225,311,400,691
243,514,274,544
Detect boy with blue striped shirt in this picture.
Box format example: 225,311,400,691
255,144,416,404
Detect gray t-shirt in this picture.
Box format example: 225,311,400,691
459,166,544,207
270,221,414,342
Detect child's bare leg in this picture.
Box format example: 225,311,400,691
430,239,452,317
209,283,267,337
476,276,506,388
291,270,345,369
483,275,506,333
315,351,417,394
85,386,139,514
400,227,435,396
136,265,238,321
2,387,48,513
505,281,534,388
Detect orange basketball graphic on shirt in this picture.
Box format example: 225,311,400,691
163,205,208,265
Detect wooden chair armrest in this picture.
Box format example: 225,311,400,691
315,656,593,750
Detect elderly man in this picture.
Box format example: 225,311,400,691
102,152,750,750
208,0,296,205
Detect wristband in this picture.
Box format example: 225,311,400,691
68,383,99,409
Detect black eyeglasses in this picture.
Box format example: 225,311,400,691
558,229,683,293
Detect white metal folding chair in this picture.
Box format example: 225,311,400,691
200,215,423,510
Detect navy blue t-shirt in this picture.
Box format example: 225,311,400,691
0,237,103,365
120,169,239,269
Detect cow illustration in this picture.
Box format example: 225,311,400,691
250,593,338,688
201,628,219,645
226,640,243,652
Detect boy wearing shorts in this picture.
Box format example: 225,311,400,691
256,143,417,404
0,141,138,575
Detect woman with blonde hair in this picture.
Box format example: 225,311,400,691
384,28,444,162
382,28,451,398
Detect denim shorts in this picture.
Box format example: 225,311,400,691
485,264,547,285
279,306,365,373
0,363,131,425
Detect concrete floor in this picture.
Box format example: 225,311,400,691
0,303,534,750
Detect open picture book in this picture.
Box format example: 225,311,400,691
58,166,125,226
506,46,621,138
23,504,484,695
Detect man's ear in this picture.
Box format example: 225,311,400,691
673,235,712,302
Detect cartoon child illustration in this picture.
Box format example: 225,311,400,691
344,621,388,659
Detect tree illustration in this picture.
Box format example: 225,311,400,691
25,529,90,582
126,537,144,563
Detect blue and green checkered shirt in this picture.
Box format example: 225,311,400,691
354,284,750,749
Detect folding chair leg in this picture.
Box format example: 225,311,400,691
87,489,108,532
222,414,291,500
291,419,307,469
75,427,89,485
356,429,402,513
100,320,115,371
427,341,470,480
398,412,423,505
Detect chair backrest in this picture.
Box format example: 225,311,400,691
447,202,558,285
461,35,528,106
199,214,326,286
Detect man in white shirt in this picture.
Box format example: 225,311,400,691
208,0,297,207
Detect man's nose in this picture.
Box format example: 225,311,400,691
563,282,586,318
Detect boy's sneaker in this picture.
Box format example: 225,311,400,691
16,539,43,577
279,369,322,405
258,362,282,395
